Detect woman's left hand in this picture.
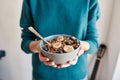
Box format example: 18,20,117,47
56,47,85,68
56,41,90,68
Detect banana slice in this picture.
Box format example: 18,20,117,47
71,36,76,40
57,36,64,42
63,45,74,53
52,42,62,49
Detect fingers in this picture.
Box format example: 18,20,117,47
71,56,78,65
44,61,57,67
59,64,70,68
38,52,50,62
77,47,84,57
57,56,79,68
38,49,49,61
57,62,71,68
38,52,57,67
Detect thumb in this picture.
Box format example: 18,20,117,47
77,47,84,57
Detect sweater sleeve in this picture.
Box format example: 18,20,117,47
84,0,100,54
20,0,35,54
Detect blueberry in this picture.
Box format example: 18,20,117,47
74,39,78,43
43,47,48,51
74,46,79,49
58,50,64,54
65,40,71,45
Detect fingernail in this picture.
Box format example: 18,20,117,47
46,58,49,61
52,62,55,65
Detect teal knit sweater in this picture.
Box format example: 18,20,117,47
20,0,100,80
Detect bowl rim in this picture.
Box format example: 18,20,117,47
39,34,81,55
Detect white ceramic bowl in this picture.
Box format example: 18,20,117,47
40,34,80,64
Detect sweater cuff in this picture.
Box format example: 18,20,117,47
84,40,99,54
21,40,34,54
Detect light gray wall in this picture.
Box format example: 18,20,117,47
88,0,115,79
99,0,120,79
0,0,32,80
0,0,117,80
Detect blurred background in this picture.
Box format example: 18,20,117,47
0,0,120,80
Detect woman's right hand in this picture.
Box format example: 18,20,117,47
29,40,57,67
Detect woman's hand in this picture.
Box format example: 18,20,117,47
56,46,84,68
29,40,57,67
38,51,57,67
56,41,90,68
